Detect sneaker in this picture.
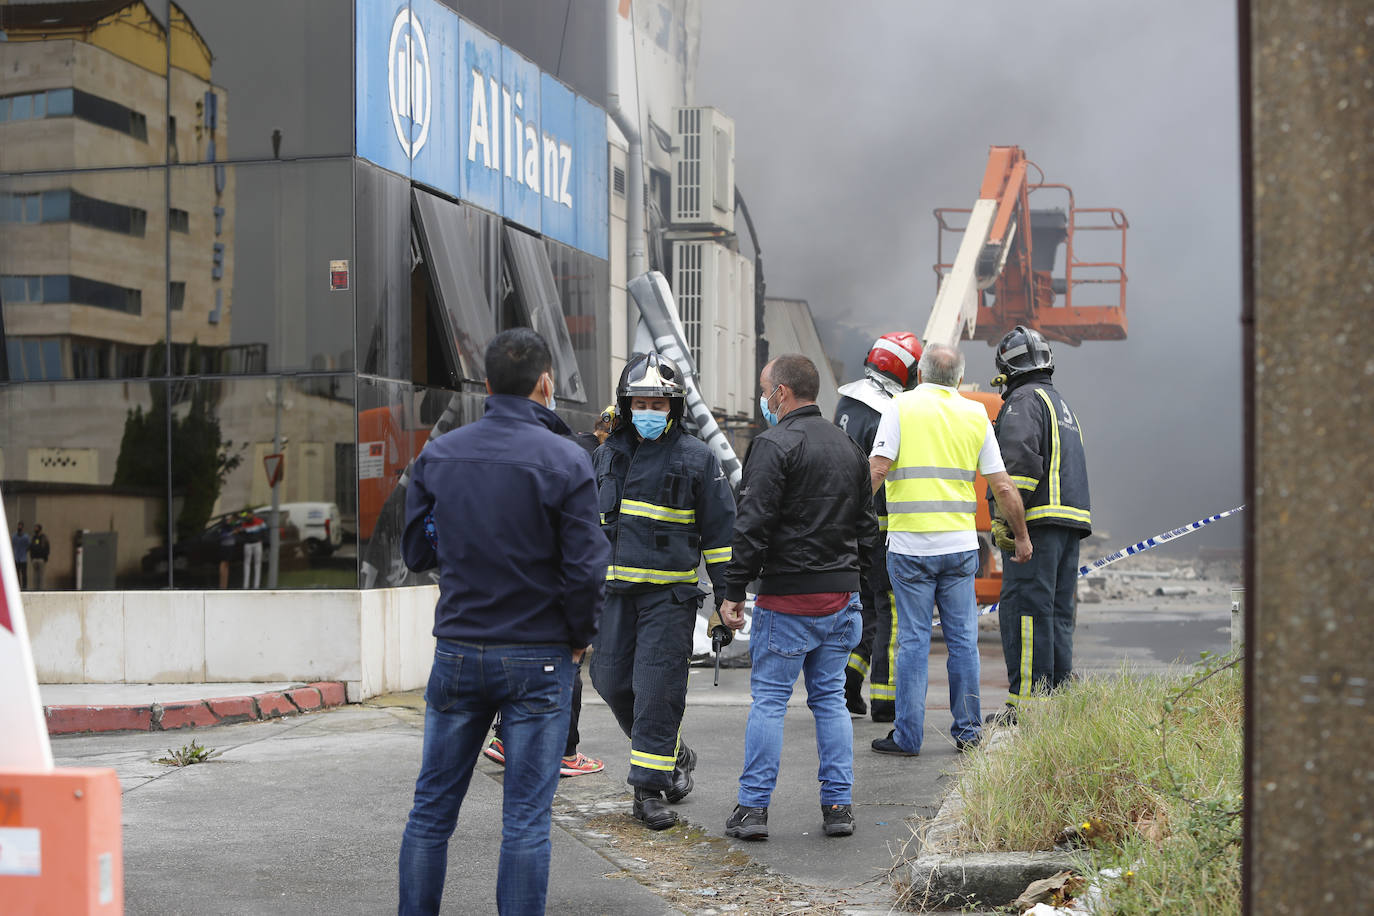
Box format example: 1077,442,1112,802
724,804,769,840
822,804,855,837
955,734,981,753
871,729,919,757
870,700,896,723
482,737,505,765
664,744,697,803
559,752,604,777
984,705,1018,727
632,788,678,831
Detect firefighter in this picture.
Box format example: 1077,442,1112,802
986,326,1092,724
589,353,736,830
833,332,922,723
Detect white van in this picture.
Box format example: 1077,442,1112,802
254,502,343,558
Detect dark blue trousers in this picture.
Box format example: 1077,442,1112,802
998,525,1081,705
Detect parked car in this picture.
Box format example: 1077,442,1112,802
255,502,342,559
141,514,301,584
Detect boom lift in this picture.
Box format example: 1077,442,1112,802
921,145,1129,601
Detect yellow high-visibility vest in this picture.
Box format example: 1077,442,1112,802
885,386,987,533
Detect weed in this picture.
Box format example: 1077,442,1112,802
154,740,224,767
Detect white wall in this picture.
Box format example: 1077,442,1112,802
23,587,439,702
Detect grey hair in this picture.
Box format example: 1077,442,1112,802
918,343,964,387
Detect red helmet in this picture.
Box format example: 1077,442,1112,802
864,332,923,390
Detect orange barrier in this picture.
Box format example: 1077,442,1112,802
0,768,123,915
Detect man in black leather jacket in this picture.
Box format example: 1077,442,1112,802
718,354,880,841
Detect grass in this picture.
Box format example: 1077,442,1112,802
154,740,224,767
944,655,1242,914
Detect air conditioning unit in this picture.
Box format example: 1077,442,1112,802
672,240,754,418
671,107,735,232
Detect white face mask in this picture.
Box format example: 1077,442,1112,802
544,374,556,411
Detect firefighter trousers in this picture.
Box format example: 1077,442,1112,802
589,586,700,790
868,587,898,708
998,525,1080,705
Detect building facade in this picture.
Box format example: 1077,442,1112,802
1,0,765,593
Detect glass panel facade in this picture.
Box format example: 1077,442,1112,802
0,5,614,593
356,377,486,589
169,159,355,375
168,375,357,589
0,169,167,381
0,380,167,590
172,0,354,163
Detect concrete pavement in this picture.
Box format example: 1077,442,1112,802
46,598,1232,914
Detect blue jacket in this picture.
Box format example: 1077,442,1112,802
595,422,736,599
402,395,610,648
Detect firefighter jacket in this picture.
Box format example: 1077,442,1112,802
992,371,1092,536
594,422,736,599
834,383,892,591
723,405,880,602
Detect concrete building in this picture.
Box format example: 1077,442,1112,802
2,1,831,692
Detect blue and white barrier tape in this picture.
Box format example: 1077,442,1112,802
970,505,1246,621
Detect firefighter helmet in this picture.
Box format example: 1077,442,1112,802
994,325,1055,380
864,332,923,392
616,352,686,426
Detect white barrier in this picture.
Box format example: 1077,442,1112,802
23,586,440,702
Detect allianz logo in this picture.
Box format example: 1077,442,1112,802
467,66,575,211
388,10,431,159
385,9,575,211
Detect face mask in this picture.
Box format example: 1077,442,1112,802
544,375,556,412
632,409,670,440
759,385,781,426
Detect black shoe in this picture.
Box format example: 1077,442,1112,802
664,744,696,804
844,668,868,717
870,729,919,757
724,804,769,840
870,700,895,723
984,705,1018,727
632,788,678,830
955,734,982,753
822,803,855,837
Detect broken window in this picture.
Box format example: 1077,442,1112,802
502,226,586,403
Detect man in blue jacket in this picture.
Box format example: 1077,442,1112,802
397,328,610,916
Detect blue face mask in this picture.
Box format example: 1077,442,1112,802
633,409,670,440
759,385,782,426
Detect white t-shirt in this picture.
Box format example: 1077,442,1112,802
870,383,1005,557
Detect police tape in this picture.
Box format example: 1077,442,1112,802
969,505,1247,621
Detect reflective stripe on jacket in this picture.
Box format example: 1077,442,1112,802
885,386,987,533
993,374,1091,535
595,423,736,596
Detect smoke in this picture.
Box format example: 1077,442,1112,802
696,0,1243,553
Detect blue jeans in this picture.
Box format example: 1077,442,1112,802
888,550,982,751
737,597,862,808
398,640,575,916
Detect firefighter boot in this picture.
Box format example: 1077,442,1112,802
870,700,895,723
665,744,697,803
633,787,678,830
845,668,868,717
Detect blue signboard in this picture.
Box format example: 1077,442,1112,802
575,97,609,261
356,0,608,259
538,73,576,251
457,18,501,214
355,0,411,180
501,46,542,232
408,0,460,197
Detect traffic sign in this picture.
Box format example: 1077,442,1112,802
263,453,285,488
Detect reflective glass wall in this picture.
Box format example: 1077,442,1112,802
0,1,356,590
1,2,612,591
